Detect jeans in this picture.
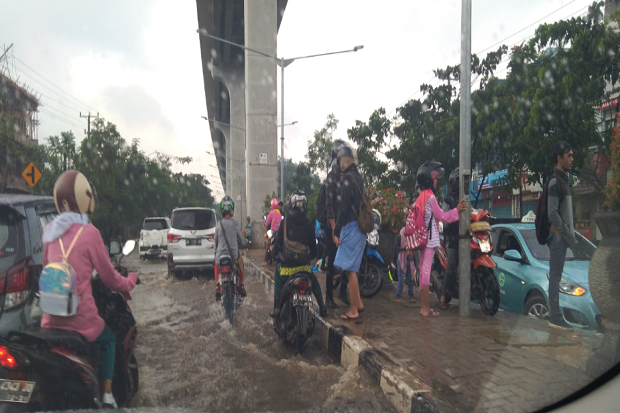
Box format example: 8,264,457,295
395,259,414,300
547,232,567,323
94,325,116,381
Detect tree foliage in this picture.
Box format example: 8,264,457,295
306,113,339,175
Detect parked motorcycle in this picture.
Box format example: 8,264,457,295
0,240,139,411
431,209,500,316
218,255,243,327
273,271,315,355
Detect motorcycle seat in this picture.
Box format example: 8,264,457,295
9,327,98,356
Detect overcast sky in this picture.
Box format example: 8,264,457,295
0,0,596,200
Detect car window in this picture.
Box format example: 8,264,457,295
143,219,169,231
495,229,524,258
171,210,216,231
520,229,593,262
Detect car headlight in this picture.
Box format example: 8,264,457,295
559,278,586,296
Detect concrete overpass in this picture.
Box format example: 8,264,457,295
196,0,287,239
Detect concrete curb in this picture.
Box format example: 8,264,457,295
244,257,439,413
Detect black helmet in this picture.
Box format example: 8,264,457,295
330,157,340,176
416,161,445,190
331,139,347,160
289,190,308,214
220,195,235,217
337,144,358,172
449,167,459,195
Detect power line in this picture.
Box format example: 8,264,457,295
39,109,83,129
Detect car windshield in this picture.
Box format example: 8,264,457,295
142,219,168,231
520,228,595,261
172,210,215,231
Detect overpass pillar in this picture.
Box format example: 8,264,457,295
244,0,278,246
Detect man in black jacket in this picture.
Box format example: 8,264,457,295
441,168,460,309
271,190,328,318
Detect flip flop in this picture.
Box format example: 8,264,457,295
421,309,440,317
395,299,404,303
341,314,359,320
409,298,417,303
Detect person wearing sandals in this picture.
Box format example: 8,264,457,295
415,162,466,317
395,227,416,303
333,144,366,320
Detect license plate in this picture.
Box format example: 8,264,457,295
186,239,201,246
0,380,35,403
480,240,491,253
148,249,161,255
293,293,313,307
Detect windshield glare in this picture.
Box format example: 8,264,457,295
520,228,595,261
171,210,215,231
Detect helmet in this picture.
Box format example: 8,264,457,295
337,144,358,172
289,190,308,214
416,161,445,190
330,157,340,176
53,170,96,214
220,195,235,217
331,139,347,160
448,167,459,195
372,209,381,226
270,198,279,210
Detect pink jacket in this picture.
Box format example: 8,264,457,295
42,223,138,342
265,210,282,232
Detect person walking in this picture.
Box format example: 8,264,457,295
333,144,366,320
414,162,466,317
546,141,576,330
395,227,416,303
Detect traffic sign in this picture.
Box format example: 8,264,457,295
22,163,42,187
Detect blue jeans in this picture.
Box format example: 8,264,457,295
395,259,414,300
94,325,116,381
547,232,567,323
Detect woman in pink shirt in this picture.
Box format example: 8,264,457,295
264,198,282,262
41,171,138,408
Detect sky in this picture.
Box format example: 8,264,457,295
0,0,598,200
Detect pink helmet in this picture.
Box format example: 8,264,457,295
270,198,279,210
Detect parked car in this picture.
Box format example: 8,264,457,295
0,194,57,337
139,217,171,260
167,207,217,277
490,222,600,329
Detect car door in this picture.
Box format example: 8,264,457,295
492,228,528,313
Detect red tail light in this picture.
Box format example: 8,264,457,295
293,278,310,290
220,265,231,274
167,233,181,243
0,258,33,311
206,234,215,242
0,346,18,369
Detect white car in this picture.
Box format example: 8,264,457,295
167,207,217,276
139,217,171,259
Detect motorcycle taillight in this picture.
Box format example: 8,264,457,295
220,265,232,274
0,346,18,369
294,278,310,290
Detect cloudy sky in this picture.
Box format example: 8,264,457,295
0,0,597,199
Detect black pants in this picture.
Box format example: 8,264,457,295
443,245,458,297
323,224,347,299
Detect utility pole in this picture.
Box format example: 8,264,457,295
459,0,473,317
80,112,99,137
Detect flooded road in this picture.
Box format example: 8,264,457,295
123,252,396,413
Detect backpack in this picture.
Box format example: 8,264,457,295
282,218,310,265
346,173,374,234
315,183,328,227
403,205,433,251
535,173,565,245
39,226,85,317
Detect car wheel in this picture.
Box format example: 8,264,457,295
523,293,549,320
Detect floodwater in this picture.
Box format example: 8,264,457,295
123,252,396,413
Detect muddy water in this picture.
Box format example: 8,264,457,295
123,253,395,413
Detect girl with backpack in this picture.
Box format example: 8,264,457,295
412,162,466,317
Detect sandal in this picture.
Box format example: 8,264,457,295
439,296,446,310
409,298,417,303
421,309,440,317
341,314,359,320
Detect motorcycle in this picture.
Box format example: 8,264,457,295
0,240,139,411
273,271,315,355
333,209,384,299
263,216,276,265
431,209,500,316
218,255,243,327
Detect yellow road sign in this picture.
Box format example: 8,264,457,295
22,163,42,187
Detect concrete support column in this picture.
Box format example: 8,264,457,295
212,63,246,225
244,0,278,246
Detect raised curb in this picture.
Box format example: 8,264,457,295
244,257,439,413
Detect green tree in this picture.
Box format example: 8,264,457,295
306,113,339,175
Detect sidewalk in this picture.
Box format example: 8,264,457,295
245,249,603,413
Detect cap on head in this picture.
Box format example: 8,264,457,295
53,170,96,214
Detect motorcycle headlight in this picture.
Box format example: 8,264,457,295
559,278,586,296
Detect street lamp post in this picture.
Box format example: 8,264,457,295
279,120,298,201
197,29,363,202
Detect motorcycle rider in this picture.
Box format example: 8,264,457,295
215,196,248,301
41,170,138,408
440,168,460,309
270,190,328,318
265,198,282,262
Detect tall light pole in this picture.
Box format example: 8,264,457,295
279,120,298,200
197,29,363,202
459,0,473,317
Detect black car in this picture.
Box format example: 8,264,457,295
0,195,57,337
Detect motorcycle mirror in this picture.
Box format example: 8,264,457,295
123,240,137,256
108,240,122,256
